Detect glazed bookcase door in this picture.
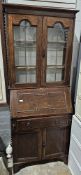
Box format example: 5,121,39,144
8,15,42,88
41,17,73,86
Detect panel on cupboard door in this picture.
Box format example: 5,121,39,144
8,15,42,87
12,129,42,163
42,126,70,160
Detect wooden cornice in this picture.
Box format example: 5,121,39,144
2,3,79,18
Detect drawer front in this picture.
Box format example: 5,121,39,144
13,118,42,132
12,118,41,132
12,116,72,132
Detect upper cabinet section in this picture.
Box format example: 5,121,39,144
3,4,77,89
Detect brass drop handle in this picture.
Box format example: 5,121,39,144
12,123,16,129
26,121,31,127
42,142,46,147
19,99,24,103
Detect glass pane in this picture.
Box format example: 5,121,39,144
56,69,64,81
14,20,36,84
46,68,64,82
16,69,36,84
16,70,26,84
46,68,55,82
47,23,66,83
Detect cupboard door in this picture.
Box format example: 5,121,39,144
41,17,74,86
42,125,70,161
12,129,42,164
8,15,42,87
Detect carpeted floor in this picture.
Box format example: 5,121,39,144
15,162,72,175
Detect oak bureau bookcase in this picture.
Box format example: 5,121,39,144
3,3,78,173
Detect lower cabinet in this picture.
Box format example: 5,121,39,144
12,116,71,173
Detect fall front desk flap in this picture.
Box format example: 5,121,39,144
10,87,73,118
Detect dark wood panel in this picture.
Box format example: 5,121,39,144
12,129,42,163
42,125,71,160
12,14,39,25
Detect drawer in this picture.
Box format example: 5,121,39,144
12,118,42,132
12,116,72,132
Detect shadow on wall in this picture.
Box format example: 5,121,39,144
71,33,81,108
